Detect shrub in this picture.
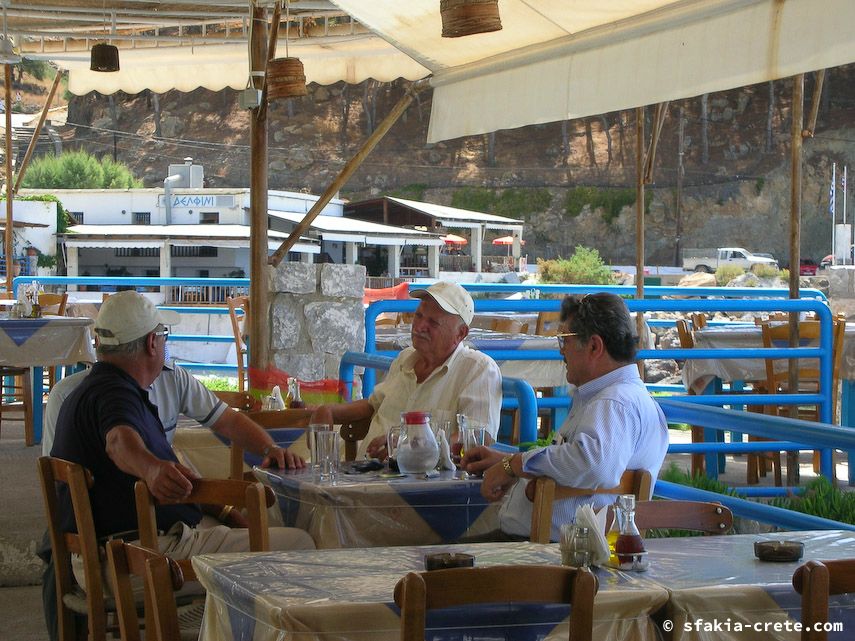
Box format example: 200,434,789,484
197,375,238,392
21,150,142,189
770,476,855,524
494,188,551,219
715,265,745,285
451,187,495,213
537,246,613,284
751,263,781,279
563,186,649,226
388,183,427,201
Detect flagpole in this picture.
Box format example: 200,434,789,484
844,165,849,262
831,163,836,265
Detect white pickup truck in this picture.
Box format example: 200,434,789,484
682,247,778,273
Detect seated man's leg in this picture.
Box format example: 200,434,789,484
160,518,315,558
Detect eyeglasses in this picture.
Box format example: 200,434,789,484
555,332,579,350
153,327,170,341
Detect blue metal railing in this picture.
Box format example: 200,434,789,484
337,351,538,444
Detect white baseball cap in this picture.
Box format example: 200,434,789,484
94,291,180,346
411,282,474,326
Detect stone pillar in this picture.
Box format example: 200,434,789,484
160,241,172,297
471,226,483,273
270,262,366,382
428,245,440,277
345,242,358,265
387,245,401,277
301,252,312,264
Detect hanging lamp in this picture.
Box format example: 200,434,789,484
267,1,307,101
90,43,119,72
440,0,502,38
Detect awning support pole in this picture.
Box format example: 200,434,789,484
4,64,13,292
12,71,63,195
803,69,825,139
635,106,645,378
270,79,429,266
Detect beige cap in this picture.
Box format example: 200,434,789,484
94,291,181,346
411,282,474,326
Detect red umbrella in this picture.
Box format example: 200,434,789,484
442,233,468,245
492,235,525,246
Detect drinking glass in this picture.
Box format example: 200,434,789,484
314,430,340,482
459,425,486,478
307,423,328,470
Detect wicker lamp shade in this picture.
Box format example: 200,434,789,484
90,43,120,72
267,57,307,100
440,0,502,38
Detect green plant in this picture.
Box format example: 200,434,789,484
659,462,745,497
451,187,496,213
770,477,855,524
715,265,745,285
197,375,239,392
494,188,552,219
563,187,647,226
36,253,58,269
537,246,614,284
754,177,765,195
518,431,557,452
1,193,73,234
751,263,781,279
21,150,142,189
387,183,428,201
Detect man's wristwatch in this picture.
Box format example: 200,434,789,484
261,444,280,457
501,454,517,478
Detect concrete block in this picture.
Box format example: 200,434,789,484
273,261,317,294
272,351,325,381
305,300,365,353
826,266,855,300
271,294,304,350
320,263,366,298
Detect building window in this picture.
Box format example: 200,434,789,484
115,248,160,258
69,212,84,224
133,212,151,225
171,246,218,258
200,212,219,224
198,269,210,278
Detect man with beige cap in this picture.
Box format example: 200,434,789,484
311,281,502,458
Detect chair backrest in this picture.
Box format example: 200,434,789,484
40,292,69,316
607,500,733,535
229,409,312,479
340,417,371,461
213,390,257,411
793,559,855,641
534,311,562,336
529,469,653,543
134,478,275,551
491,318,529,334
394,565,597,641
106,540,194,641
226,296,249,391
690,313,707,329
675,319,695,349
37,456,108,641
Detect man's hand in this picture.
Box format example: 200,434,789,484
308,405,334,428
144,460,197,503
261,445,305,470
480,458,518,502
460,445,503,475
365,434,388,459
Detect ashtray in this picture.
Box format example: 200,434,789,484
424,552,475,571
754,540,804,562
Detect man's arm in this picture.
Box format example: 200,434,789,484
209,408,304,469
310,398,375,427
105,425,196,502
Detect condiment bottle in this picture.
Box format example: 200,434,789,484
614,495,645,565
570,526,591,568
606,498,624,566
288,377,305,409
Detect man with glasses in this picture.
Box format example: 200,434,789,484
462,292,668,541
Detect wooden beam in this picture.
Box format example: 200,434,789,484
256,0,280,124
802,69,825,138
636,106,645,377
248,2,270,384
270,79,429,266
13,71,63,195
643,101,669,184
4,64,13,292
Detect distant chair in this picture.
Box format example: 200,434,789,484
490,317,529,334
690,312,707,329
227,295,249,392
534,311,561,336
39,292,70,391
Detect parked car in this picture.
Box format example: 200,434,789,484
798,259,818,275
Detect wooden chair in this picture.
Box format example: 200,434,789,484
490,317,529,334
528,469,653,543
792,559,855,641
38,456,112,641
134,478,275,552
340,417,371,461
607,500,733,536
0,363,34,445
105,540,202,641
394,565,598,641
749,319,845,485
675,319,707,476
534,311,561,336
226,295,249,392
39,292,70,390
229,408,312,479
213,390,257,412
690,312,708,329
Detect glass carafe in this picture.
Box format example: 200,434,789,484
614,495,646,567
394,411,440,474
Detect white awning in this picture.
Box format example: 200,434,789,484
331,0,855,142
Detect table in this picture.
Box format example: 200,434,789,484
192,541,669,641
0,315,95,443
642,530,855,641
254,467,502,548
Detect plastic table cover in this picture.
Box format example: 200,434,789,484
254,467,502,549
0,315,95,368
192,540,669,641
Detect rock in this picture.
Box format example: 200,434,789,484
678,272,717,288
161,115,184,138
313,86,330,102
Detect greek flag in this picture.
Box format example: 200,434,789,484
830,164,836,216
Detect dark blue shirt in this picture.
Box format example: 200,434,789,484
51,361,202,539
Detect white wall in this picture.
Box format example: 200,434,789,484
9,200,57,257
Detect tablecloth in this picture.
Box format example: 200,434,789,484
192,541,669,641
0,315,95,368
254,467,502,548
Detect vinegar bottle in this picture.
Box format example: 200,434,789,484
288,377,305,409
614,494,645,565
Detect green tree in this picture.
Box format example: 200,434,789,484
21,151,142,189
537,246,614,284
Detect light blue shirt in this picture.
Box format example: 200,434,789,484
499,363,669,541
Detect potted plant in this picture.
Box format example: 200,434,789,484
36,252,58,275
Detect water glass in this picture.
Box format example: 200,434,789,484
560,524,591,568
307,423,328,469
461,425,487,454
314,430,340,482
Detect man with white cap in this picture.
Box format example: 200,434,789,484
50,293,314,572
311,281,502,458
